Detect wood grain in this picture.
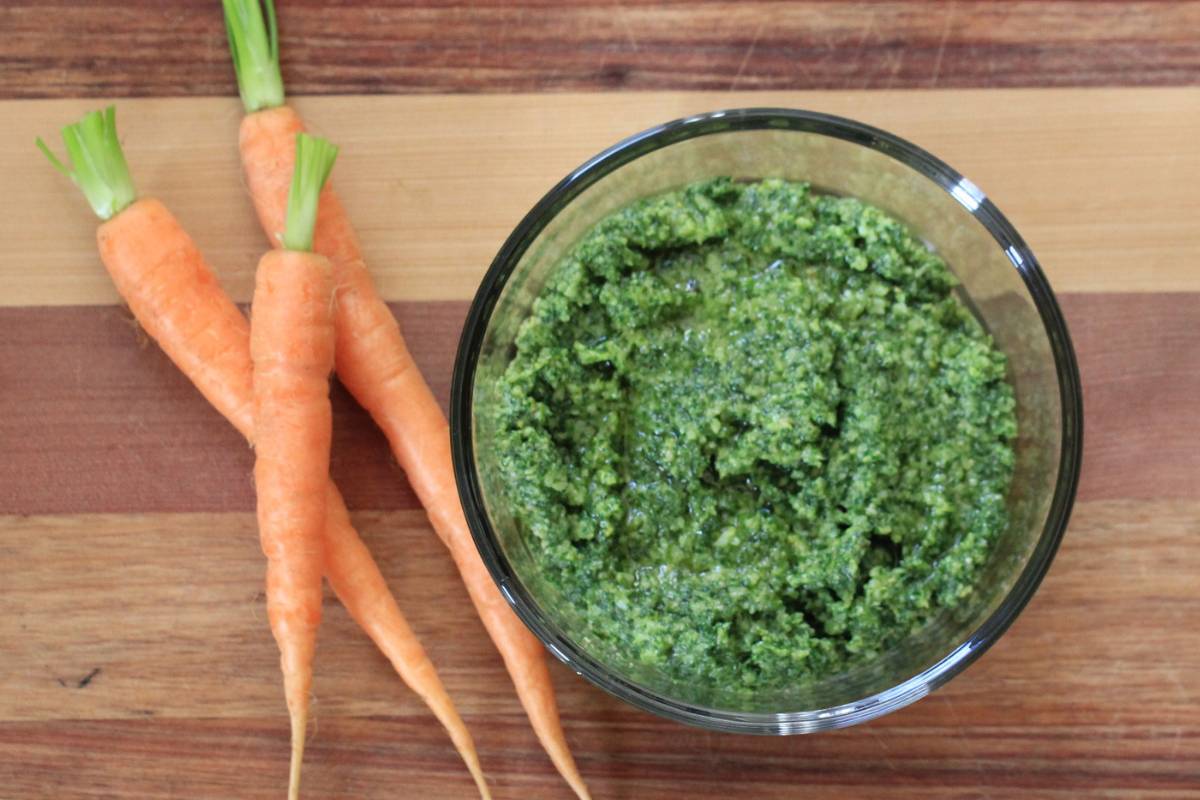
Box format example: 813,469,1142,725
0,301,463,515
2,716,1197,800
3,293,1198,515
2,1,1199,100
2,500,1198,797
3,66,1198,797
5,89,1199,308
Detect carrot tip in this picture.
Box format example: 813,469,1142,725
288,706,307,800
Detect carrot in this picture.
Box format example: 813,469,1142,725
38,108,491,800
37,109,257,436
249,132,341,800
223,5,592,797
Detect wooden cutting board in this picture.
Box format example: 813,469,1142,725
1,89,1198,799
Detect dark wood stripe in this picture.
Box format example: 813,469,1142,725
2,2,1198,100
0,301,466,515
0,716,572,800
1059,293,1200,502
1,714,1196,799
0,294,1195,515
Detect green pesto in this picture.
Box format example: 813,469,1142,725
492,178,1017,691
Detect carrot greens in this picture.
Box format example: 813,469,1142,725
36,107,136,221
282,133,338,252
222,0,284,113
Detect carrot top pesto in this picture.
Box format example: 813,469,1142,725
492,178,1017,691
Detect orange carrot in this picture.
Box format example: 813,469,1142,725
39,108,491,800
253,247,330,798
249,132,342,800
101,194,257,437
224,4,591,795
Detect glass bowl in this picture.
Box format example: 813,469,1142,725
450,109,1083,733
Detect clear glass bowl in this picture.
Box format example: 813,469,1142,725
450,109,1083,733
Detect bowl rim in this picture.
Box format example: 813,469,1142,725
449,107,1084,734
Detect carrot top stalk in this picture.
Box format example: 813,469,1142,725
222,0,285,113
36,107,136,221
284,135,339,245
283,134,338,251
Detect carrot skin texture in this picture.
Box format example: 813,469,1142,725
251,248,335,800
94,198,490,799
98,197,255,437
240,106,591,800
240,107,359,266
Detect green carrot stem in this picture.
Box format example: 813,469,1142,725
36,106,137,221
222,0,284,113
283,133,339,252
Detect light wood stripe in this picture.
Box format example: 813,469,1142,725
3,501,1197,722
3,88,1197,308
0,509,515,722
1,501,1197,797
